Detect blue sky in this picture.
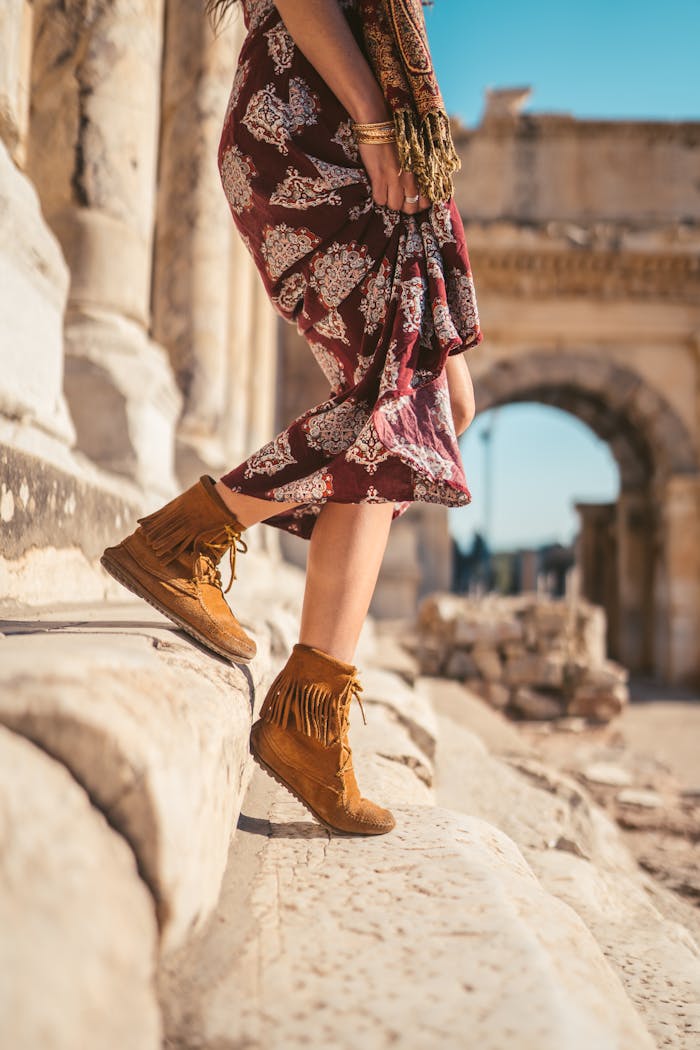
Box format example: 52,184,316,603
424,0,698,552
425,0,700,128
451,405,620,553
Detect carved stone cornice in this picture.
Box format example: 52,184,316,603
463,229,700,302
453,114,700,146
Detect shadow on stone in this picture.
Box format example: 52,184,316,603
237,812,329,839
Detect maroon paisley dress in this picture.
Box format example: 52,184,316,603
218,0,482,538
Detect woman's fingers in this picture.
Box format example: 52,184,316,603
387,179,406,212
399,170,430,214
358,141,432,214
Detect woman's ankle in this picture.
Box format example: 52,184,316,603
214,481,299,527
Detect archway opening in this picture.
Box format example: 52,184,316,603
451,402,620,559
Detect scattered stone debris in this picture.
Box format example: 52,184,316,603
413,593,629,724
581,762,634,787
616,788,664,809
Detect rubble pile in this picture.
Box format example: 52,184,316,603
414,593,629,723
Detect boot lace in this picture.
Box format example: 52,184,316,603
193,525,248,594
338,674,367,778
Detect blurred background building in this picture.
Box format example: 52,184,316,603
1,0,698,684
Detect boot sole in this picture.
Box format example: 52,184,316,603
250,740,394,837
100,551,255,665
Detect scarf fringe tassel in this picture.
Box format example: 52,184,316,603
395,108,461,203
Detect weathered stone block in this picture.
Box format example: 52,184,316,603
530,601,572,637
0,726,160,1050
360,666,438,763
576,605,607,668
0,627,261,955
0,140,73,446
444,647,479,679
453,616,523,647
504,650,547,687
582,659,630,688
472,644,504,681
569,682,627,722
511,687,566,721
194,803,655,1049
63,313,182,495
466,678,511,710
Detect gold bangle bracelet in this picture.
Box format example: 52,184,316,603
353,123,397,145
352,120,395,134
355,134,397,145
352,118,397,146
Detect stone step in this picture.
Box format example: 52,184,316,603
161,771,655,1050
429,677,700,1049
0,602,273,956
0,725,160,1050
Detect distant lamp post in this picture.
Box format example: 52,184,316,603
479,409,499,590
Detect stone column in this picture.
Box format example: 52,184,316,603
246,279,280,456
242,278,281,557
0,0,31,163
26,0,180,496
575,502,619,659
371,517,422,619
152,3,247,486
661,474,700,684
412,504,453,599
615,490,655,675
0,0,74,457
222,232,257,470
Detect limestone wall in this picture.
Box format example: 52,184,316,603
0,0,281,600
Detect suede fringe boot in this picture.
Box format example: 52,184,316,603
101,475,256,663
250,643,396,835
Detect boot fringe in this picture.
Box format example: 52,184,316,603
260,666,340,747
137,480,237,566
138,496,203,565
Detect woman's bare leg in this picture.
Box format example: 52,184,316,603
216,480,394,661
299,501,395,663
214,481,300,528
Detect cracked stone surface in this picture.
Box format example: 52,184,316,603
0,604,272,954
431,680,700,1050
361,666,438,763
161,777,654,1050
0,725,160,1050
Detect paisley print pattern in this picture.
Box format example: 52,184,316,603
265,21,295,75
243,433,297,478
220,145,257,214
261,223,321,280
218,0,482,538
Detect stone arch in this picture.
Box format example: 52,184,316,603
471,350,700,680
474,351,698,487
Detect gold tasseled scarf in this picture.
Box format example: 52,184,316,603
358,0,461,201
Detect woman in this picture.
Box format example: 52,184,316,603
102,0,482,836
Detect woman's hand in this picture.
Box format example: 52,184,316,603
272,1,431,214
446,354,476,436
358,139,432,215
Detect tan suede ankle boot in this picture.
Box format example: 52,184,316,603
250,643,395,835
101,475,256,663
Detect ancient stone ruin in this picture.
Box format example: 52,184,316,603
415,593,629,722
